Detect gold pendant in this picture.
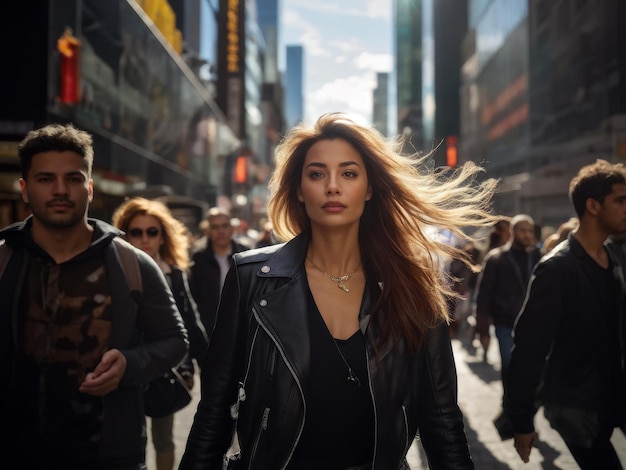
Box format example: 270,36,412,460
338,282,349,293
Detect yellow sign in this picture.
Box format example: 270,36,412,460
226,0,240,73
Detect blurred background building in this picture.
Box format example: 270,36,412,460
395,0,626,227
372,72,390,137
0,0,285,231
0,0,624,232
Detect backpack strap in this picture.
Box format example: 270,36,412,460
111,237,142,294
0,240,12,281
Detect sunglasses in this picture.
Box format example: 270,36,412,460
128,227,160,238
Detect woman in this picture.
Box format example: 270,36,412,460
112,197,209,470
180,113,498,469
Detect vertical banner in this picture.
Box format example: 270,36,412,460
57,28,81,104
217,0,245,138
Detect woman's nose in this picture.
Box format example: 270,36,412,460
326,175,340,194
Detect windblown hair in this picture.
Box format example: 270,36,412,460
112,197,190,269
569,159,626,218
18,123,94,179
268,112,498,351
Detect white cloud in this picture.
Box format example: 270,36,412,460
354,52,393,72
331,37,363,55
305,74,377,125
365,0,392,18
285,0,391,19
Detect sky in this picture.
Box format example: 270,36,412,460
280,0,394,127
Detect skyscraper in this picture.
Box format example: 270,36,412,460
395,0,424,153
373,72,390,137
256,0,280,85
285,45,304,130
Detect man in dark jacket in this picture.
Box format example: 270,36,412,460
190,207,248,337
475,214,541,437
0,124,188,469
505,159,626,469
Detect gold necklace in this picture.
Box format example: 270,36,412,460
306,257,361,293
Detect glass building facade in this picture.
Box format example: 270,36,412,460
0,0,240,225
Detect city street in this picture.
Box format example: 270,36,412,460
151,326,626,469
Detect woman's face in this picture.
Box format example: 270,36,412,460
298,138,372,231
126,214,164,260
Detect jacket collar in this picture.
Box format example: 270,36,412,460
256,232,310,279
253,232,385,351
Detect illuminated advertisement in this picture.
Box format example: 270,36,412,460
217,0,245,138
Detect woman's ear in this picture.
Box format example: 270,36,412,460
365,186,373,201
297,186,304,202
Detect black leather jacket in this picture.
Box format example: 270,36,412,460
181,234,473,470
505,234,626,434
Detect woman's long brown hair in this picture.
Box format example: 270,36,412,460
268,113,498,352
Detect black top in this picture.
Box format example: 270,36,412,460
592,258,623,425
288,287,375,469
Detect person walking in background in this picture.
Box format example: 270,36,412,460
485,216,512,255
0,123,188,469
505,159,626,469
472,215,511,357
474,214,541,439
189,207,249,337
446,240,481,339
180,112,498,469
112,197,209,470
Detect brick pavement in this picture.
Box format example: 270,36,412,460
149,328,626,469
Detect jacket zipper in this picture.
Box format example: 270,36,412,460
246,347,276,467
227,325,260,464
251,306,306,469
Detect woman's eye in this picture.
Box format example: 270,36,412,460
343,170,357,178
309,171,324,179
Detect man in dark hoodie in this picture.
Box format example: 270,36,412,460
0,123,188,469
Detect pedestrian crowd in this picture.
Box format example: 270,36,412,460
2,118,626,469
